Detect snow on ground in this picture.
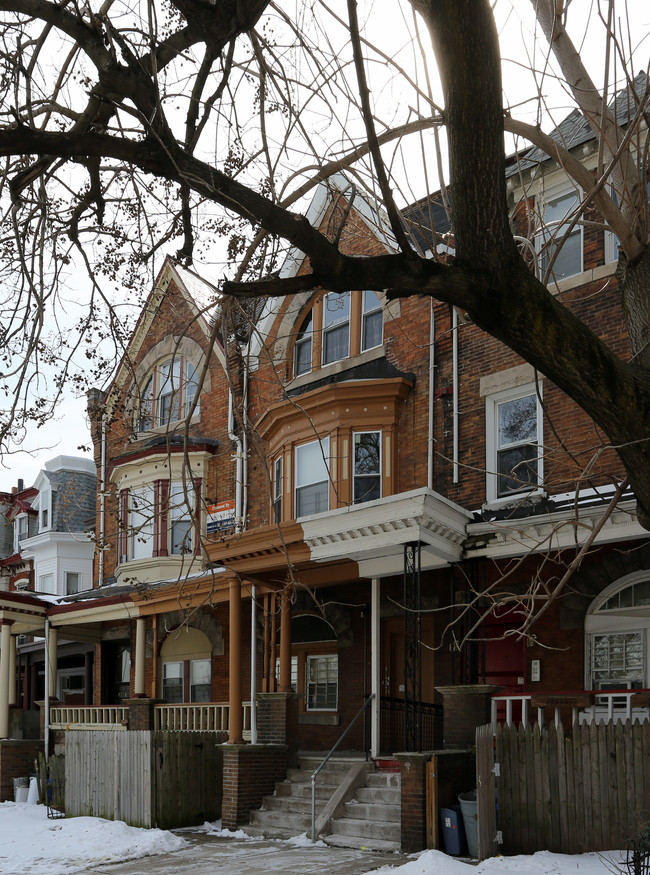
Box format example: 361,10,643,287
0,802,628,875
0,802,186,875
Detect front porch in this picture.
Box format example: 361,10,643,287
492,688,650,729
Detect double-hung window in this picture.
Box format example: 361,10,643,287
322,292,350,364
589,632,644,691
162,657,211,702
294,312,314,376
353,431,381,503
536,189,583,280
14,515,28,553
486,385,543,502
306,655,338,710
295,438,330,517
361,290,383,351
273,457,283,523
129,486,155,559
139,357,200,431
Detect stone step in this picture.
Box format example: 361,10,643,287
366,772,401,789
286,767,344,786
323,833,401,853
355,786,401,805
248,808,312,832
261,795,322,814
330,816,401,842
342,800,400,822
275,781,333,800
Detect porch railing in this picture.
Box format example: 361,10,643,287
492,689,650,730
380,695,443,752
154,702,251,737
50,706,128,730
50,702,251,736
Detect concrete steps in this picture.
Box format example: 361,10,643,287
245,755,402,851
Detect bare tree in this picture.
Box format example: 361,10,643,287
0,0,649,526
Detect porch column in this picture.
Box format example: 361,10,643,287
0,621,13,737
134,617,146,697
278,586,292,693
48,626,58,697
229,577,243,744
8,633,16,707
371,577,381,758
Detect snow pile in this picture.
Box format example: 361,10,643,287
0,802,186,875
369,848,627,875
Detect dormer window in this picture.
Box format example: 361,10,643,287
292,290,384,377
139,357,200,432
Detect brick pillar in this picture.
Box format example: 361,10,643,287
435,685,501,749
256,692,300,767
125,698,163,730
395,751,430,853
221,743,287,829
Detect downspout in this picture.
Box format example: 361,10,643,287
452,308,459,484
98,414,107,587
250,583,257,744
228,388,244,532
427,301,436,490
241,362,249,531
44,618,50,762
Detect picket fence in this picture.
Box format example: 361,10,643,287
65,729,226,829
476,719,650,859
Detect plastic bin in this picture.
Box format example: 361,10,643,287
458,790,478,858
439,804,467,855
13,777,29,803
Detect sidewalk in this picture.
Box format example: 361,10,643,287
81,832,408,874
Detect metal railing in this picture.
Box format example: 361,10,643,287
311,694,375,843
380,695,443,752
491,689,650,729
50,706,128,730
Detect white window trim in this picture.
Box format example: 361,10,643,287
485,382,544,505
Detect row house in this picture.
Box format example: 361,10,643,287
0,78,648,851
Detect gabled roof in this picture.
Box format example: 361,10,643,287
102,256,225,411
506,70,649,178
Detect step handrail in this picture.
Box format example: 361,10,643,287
310,693,375,843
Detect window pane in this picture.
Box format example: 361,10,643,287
184,362,200,417
591,632,644,686
295,439,329,517
139,376,154,431
296,482,329,517
273,457,282,523
130,486,154,559
537,192,582,279
497,444,538,496
170,483,194,554
498,395,537,447
323,323,349,363
323,292,350,328
66,572,81,594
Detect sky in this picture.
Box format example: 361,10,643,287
1,0,648,492
0,801,631,875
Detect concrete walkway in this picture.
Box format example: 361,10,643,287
81,832,408,874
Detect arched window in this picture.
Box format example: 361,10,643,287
138,357,200,431
160,626,212,703
585,573,650,692
292,290,383,377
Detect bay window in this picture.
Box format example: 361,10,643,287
120,477,200,562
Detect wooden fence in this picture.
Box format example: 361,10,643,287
476,719,650,859
65,730,226,829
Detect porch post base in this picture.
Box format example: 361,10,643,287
255,692,301,767
221,743,287,829
435,685,501,749
394,751,430,853
124,698,164,731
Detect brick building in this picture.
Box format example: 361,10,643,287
0,91,648,852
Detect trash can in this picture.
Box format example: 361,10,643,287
439,804,467,855
13,777,29,803
458,790,478,858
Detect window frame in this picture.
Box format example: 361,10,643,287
65,571,81,594
353,430,382,504
14,514,29,553
306,653,339,711
273,456,283,523
161,657,212,703
138,356,200,433
485,383,544,504
129,485,155,560
535,186,584,282
294,437,331,518
292,290,384,378
169,481,195,556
